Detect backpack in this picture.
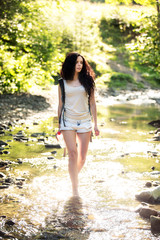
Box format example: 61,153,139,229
58,78,66,126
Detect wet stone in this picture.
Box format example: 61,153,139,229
5,178,14,184
148,120,160,128
31,132,46,137
136,186,160,203
5,219,15,226
33,122,39,125
139,207,158,219
153,136,160,141
0,141,8,146
0,161,8,168
0,230,12,238
47,156,54,160
45,144,61,149
38,138,45,142
3,182,11,186
0,131,5,135
145,182,152,188
135,190,154,203
153,181,160,187
150,215,160,233
16,181,23,186
51,151,57,155
150,171,160,175
0,185,9,189
16,178,25,182
3,151,10,155
40,231,66,239
0,172,6,178
17,158,23,164
152,152,158,156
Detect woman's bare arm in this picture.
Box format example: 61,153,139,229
90,90,100,136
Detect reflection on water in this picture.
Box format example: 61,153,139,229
0,103,160,239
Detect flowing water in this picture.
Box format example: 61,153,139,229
0,103,160,240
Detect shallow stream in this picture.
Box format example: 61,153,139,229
0,103,160,239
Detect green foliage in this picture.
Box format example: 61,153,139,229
142,72,160,87
0,0,159,94
127,15,160,84
0,0,66,93
0,0,102,94
108,72,135,89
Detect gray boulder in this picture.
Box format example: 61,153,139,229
136,186,160,203
150,215,160,233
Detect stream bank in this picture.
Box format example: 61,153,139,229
0,85,160,125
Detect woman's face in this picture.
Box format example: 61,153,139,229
75,56,83,74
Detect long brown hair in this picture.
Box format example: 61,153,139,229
60,52,95,98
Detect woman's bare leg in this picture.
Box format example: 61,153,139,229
77,131,91,173
62,130,79,196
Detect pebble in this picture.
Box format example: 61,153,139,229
0,185,9,189
0,172,6,178
0,230,13,238
17,159,23,164
145,182,152,188
0,161,9,168
51,151,57,155
0,141,8,146
3,151,10,155
5,219,15,226
45,144,61,149
5,178,14,184
47,156,54,160
16,178,25,181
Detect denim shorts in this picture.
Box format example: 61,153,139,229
60,117,92,133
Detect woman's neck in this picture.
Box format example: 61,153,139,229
73,73,79,81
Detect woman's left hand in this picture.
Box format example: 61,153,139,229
94,126,100,136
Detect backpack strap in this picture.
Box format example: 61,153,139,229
58,78,66,127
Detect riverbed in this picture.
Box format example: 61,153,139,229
0,98,160,239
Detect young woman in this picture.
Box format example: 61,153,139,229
58,52,99,196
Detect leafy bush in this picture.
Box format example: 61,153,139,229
127,15,160,81
108,72,135,89
0,0,159,94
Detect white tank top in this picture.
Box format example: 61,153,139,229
64,80,91,120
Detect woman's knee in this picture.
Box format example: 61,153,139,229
68,149,77,161
79,151,87,162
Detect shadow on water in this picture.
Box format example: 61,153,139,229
40,196,90,240
0,103,160,239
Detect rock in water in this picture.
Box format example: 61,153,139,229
139,207,158,219
0,141,8,146
150,215,160,233
136,186,160,203
148,120,160,128
45,143,61,149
